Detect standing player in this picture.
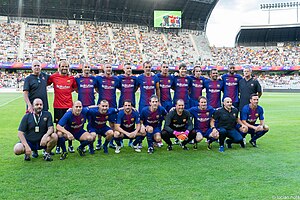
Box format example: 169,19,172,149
241,94,269,147
161,99,195,151
14,98,58,161
204,68,223,109
137,61,160,113
188,96,219,150
156,61,174,112
140,95,167,154
117,63,138,108
87,100,118,154
75,64,97,107
221,63,242,109
114,100,145,153
23,60,50,113
189,65,206,108
239,66,262,111
48,60,77,154
211,97,248,152
172,63,191,109
56,101,96,159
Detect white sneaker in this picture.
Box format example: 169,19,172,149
115,146,121,154
157,142,163,148
133,145,141,153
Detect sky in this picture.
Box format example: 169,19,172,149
206,0,299,47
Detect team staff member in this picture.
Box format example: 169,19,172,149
14,98,58,161
56,101,96,160
239,66,262,111
221,63,242,109
114,100,145,153
241,94,269,147
48,60,77,154
161,99,195,151
188,96,219,150
211,97,248,152
23,60,50,112
140,95,167,154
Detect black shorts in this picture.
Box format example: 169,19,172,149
54,108,68,124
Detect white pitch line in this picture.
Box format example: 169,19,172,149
0,95,23,108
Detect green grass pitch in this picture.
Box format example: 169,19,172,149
0,92,299,199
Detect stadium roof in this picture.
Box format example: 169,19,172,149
235,24,300,46
0,0,218,31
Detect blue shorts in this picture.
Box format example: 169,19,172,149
146,127,161,136
88,125,112,137
73,129,87,141
194,128,213,138
23,139,46,151
161,101,173,112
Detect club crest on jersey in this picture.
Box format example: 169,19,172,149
185,79,188,82
90,80,93,83
80,80,83,82
131,79,134,82
112,81,115,84
217,84,220,87
255,113,259,117
156,115,159,119
206,112,209,116
81,118,84,121
43,117,47,121
152,81,154,84
42,77,45,80
183,119,186,122
168,80,170,83
67,80,71,83
251,84,254,86
173,120,177,122
233,113,236,117
106,116,108,119
234,78,237,81
131,118,134,121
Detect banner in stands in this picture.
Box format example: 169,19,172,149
0,62,300,71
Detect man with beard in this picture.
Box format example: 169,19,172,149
140,95,167,154
239,66,262,111
188,96,219,150
114,100,145,153
23,60,50,113
204,68,223,109
14,98,58,161
156,61,174,112
56,101,96,159
241,94,269,147
161,99,195,151
221,63,242,109
48,60,77,154
211,97,248,152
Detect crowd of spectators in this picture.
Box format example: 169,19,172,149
258,74,300,89
0,22,20,63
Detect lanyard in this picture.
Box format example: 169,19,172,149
33,112,42,125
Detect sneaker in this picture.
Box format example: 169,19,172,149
240,141,245,148
219,146,225,152
24,154,31,161
43,152,53,161
128,140,133,147
43,149,54,156
60,152,67,160
249,140,257,147
193,143,198,150
243,138,246,145
189,140,194,144
226,140,232,149
147,147,154,154
138,143,143,149
109,143,116,149
173,138,180,145
182,145,189,150
115,146,121,154
77,147,85,156
133,145,141,153
157,141,163,148
55,146,61,154
167,145,173,151
89,146,95,155
207,140,213,150
103,145,108,154
68,146,75,153
95,143,102,150
32,150,39,158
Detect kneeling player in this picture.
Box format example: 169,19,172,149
161,99,195,150
114,100,145,153
87,100,118,154
140,95,167,154
14,98,58,161
188,96,219,150
56,101,96,159
241,94,269,147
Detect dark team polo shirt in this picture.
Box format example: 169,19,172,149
23,72,49,111
213,107,238,130
18,111,53,143
164,110,193,133
238,77,262,111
